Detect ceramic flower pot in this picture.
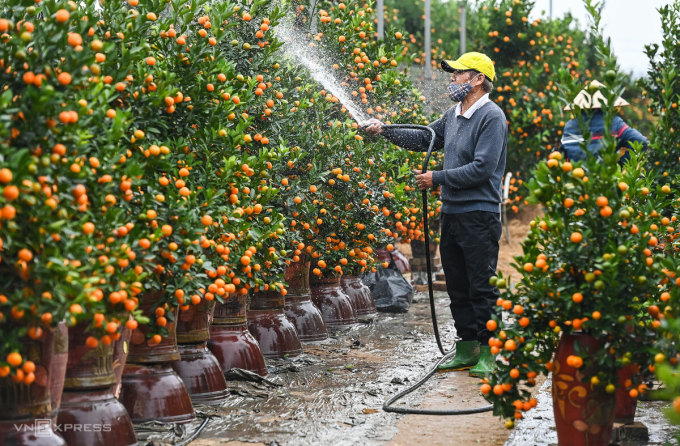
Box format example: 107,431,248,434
56,322,137,446
118,293,194,424
283,260,329,343
0,326,67,445
614,364,640,424
58,387,137,446
208,293,267,376
118,363,195,424
310,276,357,330
340,275,377,318
247,290,303,358
171,343,229,405
175,300,215,345
171,300,228,405
63,322,117,391
125,293,181,365
552,333,615,446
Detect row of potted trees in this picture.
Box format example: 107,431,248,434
0,0,432,444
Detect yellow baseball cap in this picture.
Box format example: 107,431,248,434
441,52,496,81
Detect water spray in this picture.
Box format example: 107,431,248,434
274,20,370,126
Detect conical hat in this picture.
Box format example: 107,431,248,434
564,80,630,111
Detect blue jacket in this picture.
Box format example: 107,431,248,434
560,111,648,165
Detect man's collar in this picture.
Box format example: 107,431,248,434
455,93,491,119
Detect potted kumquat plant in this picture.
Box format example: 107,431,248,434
481,5,675,444
0,0,146,443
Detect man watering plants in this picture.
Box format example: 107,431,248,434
363,52,507,377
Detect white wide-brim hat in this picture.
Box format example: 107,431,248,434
564,80,630,111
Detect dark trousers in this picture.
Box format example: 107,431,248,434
440,211,501,344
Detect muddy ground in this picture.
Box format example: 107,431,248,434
160,290,505,446
136,206,678,446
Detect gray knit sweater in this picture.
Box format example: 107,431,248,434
382,101,507,214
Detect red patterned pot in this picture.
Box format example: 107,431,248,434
340,275,377,317
310,276,357,330
57,322,137,446
283,260,328,343
0,326,67,445
119,293,194,424
208,293,267,376
614,364,640,424
247,290,303,358
171,300,228,405
552,333,615,446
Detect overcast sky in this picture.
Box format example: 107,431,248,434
531,0,671,78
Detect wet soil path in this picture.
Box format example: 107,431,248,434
191,290,495,446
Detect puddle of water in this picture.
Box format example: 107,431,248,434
634,400,680,445
505,377,557,446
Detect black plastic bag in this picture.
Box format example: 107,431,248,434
362,261,413,313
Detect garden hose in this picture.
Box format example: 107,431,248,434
382,351,493,415
377,124,449,356
172,413,211,446
376,124,493,416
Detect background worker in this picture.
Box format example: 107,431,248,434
363,52,507,377
560,80,648,165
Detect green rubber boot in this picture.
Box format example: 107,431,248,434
437,340,480,371
469,345,498,378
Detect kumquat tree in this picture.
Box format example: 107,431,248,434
641,1,680,188
639,1,680,435
0,0,146,377
644,174,680,436
82,0,277,337
312,0,444,248
385,0,462,69
243,0,444,280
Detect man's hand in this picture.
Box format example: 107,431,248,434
413,169,434,190
362,118,384,136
